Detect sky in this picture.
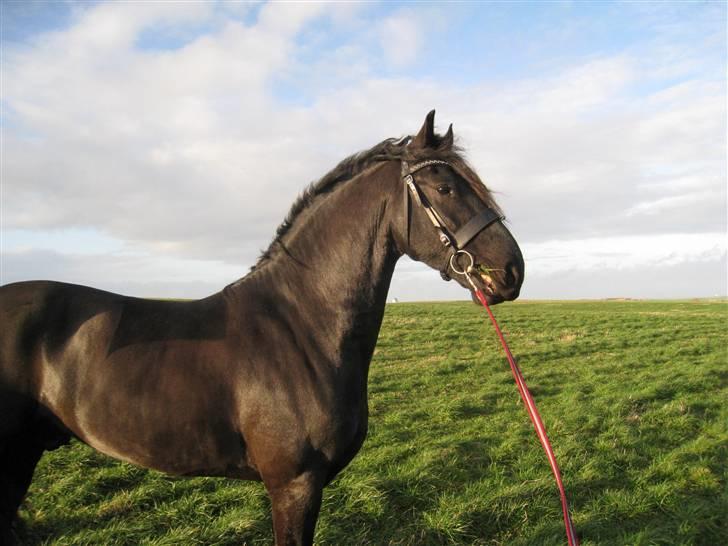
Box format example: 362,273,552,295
1,0,726,301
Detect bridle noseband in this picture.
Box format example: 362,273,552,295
401,159,504,280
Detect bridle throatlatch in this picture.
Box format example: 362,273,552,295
401,159,504,280
402,159,581,546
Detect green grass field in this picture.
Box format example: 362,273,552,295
15,300,728,545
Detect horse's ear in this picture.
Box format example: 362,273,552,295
412,109,437,149
442,123,454,148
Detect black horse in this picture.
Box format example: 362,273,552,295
0,111,523,545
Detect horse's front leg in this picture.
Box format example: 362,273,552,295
266,472,324,546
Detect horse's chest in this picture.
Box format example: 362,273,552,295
320,398,369,477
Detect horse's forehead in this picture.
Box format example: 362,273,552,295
413,157,485,195
447,162,498,209
444,162,484,192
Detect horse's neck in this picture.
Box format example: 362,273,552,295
237,161,401,367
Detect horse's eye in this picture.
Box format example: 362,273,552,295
437,184,452,195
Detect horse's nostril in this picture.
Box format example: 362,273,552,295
499,261,523,301
505,262,518,286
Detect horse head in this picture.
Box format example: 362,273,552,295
395,110,524,305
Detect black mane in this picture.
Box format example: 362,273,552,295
250,131,496,271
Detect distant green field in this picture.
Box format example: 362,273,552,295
16,300,728,545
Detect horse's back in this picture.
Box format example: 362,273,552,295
0,280,252,475
0,280,121,373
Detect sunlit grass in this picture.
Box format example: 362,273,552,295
18,300,728,545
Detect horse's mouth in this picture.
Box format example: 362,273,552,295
470,265,505,305
449,254,507,304
477,270,497,295
470,264,505,305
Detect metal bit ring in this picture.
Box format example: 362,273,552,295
449,250,475,276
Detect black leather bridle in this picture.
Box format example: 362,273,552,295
401,159,504,280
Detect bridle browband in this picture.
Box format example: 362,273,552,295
401,159,504,280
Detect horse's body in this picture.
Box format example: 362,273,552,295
0,112,523,545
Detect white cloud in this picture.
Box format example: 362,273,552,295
1,248,238,299
66,1,210,50
531,57,635,113
624,192,715,217
2,1,334,264
377,10,421,67
522,233,726,275
2,2,725,300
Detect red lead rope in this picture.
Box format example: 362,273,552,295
474,288,580,546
